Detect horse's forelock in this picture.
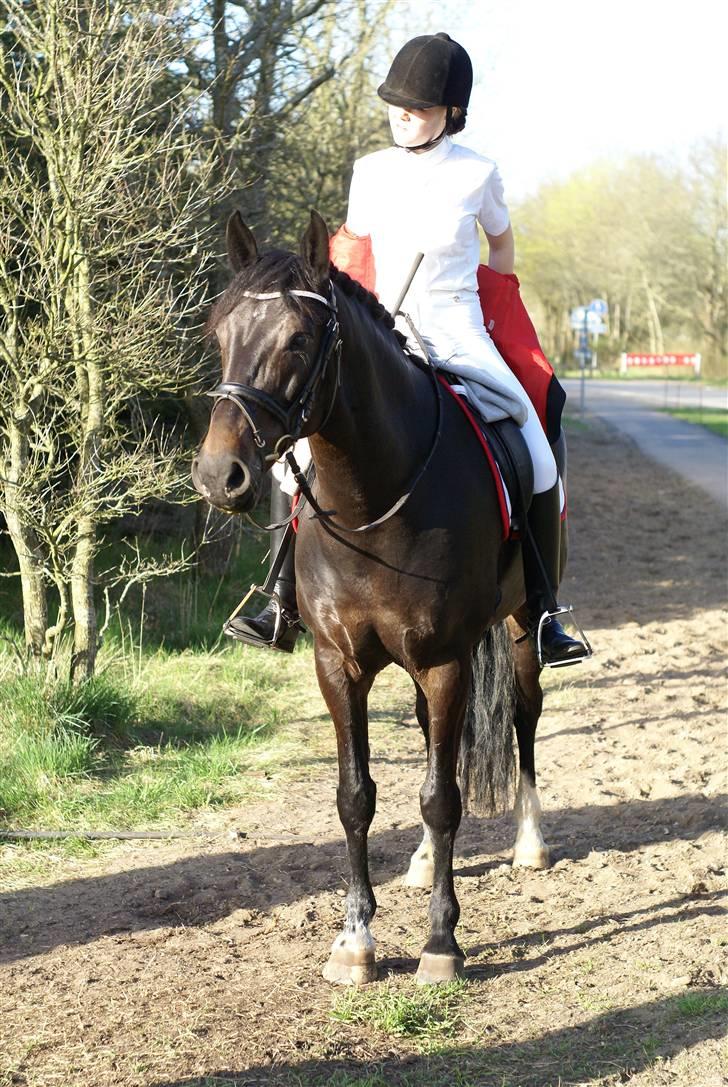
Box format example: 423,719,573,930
205,250,311,338
204,248,408,354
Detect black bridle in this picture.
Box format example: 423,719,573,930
206,284,342,466
205,279,444,534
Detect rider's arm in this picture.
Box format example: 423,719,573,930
478,164,513,274
485,223,515,276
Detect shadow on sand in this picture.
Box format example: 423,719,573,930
146,990,727,1086
1,790,724,965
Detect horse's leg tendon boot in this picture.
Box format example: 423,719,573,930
523,483,590,667
224,480,300,652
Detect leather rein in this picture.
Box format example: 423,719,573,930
205,281,442,534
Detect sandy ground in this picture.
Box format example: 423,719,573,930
1,418,726,1087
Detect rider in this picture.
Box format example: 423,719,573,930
228,32,588,667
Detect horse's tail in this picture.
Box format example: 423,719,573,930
458,621,517,815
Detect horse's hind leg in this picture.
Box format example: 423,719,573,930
508,615,551,870
405,682,435,889
315,648,378,985
414,660,469,984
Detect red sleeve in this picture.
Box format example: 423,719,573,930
329,226,377,296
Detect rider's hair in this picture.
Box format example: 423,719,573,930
446,106,467,135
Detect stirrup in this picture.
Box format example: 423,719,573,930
223,585,300,650
536,605,593,668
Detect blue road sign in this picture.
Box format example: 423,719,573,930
571,307,606,332
588,298,608,316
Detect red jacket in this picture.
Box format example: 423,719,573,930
329,226,565,443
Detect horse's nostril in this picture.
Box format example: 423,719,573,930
225,458,250,497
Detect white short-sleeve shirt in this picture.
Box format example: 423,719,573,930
346,136,509,313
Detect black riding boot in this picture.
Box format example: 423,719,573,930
225,480,300,652
523,483,588,667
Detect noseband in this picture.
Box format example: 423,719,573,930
206,284,342,464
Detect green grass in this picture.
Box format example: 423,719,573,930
671,991,728,1018
660,406,728,439
0,510,322,851
330,980,467,1050
0,650,301,836
0,501,327,848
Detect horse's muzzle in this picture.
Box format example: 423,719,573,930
191,450,259,513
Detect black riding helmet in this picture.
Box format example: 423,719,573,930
378,32,473,112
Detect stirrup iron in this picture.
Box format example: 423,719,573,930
536,604,593,669
223,585,299,647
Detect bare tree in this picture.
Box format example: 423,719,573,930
180,0,395,243
0,0,223,678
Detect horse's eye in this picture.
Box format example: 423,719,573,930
288,333,309,352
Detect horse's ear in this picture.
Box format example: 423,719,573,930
300,209,330,286
226,211,258,273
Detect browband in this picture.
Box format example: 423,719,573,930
240,288,336,311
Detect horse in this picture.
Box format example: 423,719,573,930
192,209,555,985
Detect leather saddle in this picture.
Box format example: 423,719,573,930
480,420,567,536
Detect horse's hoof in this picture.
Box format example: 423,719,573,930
416,952,465,985
404,856,434,889
512,843,551,870
322,930,377,986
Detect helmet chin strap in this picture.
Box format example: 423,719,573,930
398,106,452,154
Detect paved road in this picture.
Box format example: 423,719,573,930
562,378,728,508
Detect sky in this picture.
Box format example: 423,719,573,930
384,0,726,199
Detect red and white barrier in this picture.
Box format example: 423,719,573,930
620,352,701,374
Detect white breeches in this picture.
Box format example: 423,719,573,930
274,290,558,496
408,291,558,494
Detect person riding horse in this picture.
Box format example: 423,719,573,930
229,32,588,668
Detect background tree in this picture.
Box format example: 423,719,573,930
180,0,394,245
0,0,223,678
514,142,727,379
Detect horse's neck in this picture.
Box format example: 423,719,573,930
309,291,434,518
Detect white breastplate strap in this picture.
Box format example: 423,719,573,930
240,288,335,311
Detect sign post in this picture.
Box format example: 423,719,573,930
572,299,608,414
580,308,588,414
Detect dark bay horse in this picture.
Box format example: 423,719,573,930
192,210,553,985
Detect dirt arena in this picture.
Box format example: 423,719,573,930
1,417,726,1087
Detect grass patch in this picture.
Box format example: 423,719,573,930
0,516,325,855
660,406,728,439
330,980,467,1049
671,991,728,1018
0,643,311,839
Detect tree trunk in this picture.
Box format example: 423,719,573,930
70,518,97,681
70,252,102,683
643,272,664,355
3,419,49,661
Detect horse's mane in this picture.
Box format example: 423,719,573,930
206,249,408,351
329,265,408,350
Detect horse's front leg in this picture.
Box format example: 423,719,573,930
415,659,469,984
316,646,378,985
